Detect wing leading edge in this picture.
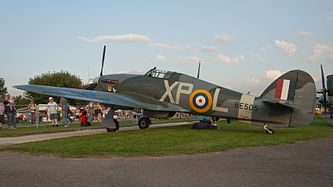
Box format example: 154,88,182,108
14,85,188,112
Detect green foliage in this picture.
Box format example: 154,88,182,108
0,78,8,98
2,117,332,158
14,95,31,109
27,71,83,105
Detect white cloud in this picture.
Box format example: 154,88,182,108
308,44,333,61
200,46,219,52
261,43,273,52
179,56,203,64
213,33,236,43
217,54,246,64
155,54,167,62
77,33,151,43
275,40,298,56
265,70,282,80
248,78,260,84
249,52,264,63
150,43,218,52
293,31,311,37
217,54,237,64
326,11,333,19
149,43,184,51
77,33,218,53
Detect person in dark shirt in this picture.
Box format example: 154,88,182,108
59,97,69,127
7,96,16,129
0,97,5,129
3,96,10,115
3,96,15,128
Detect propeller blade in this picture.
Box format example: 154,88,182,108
321,64,326,91
197,60,201,79
320,65,328,112
100,45,106,76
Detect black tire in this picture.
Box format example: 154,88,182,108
138,117,151,129
265,128,274,134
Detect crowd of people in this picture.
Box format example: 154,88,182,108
0,96,105,129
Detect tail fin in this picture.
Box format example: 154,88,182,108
260,70,316,127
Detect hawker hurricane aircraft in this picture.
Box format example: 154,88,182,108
14,47,316,133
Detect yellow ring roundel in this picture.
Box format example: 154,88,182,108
189,89,212,113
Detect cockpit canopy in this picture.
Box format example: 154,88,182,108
144,67,174,79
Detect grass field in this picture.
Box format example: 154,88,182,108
2,116,332,158
0,118,195,137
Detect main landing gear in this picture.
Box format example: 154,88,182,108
264,124,274,134
138,117,151,129
106,119,119,132
103,108,120,133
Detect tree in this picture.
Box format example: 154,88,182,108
27,71,83,105
0,78,8,98
14,95,31,109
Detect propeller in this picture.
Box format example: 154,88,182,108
318,64,328,112
84,45,107,90
100,45,106,76
197,60,201,79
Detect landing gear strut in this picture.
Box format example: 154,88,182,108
264,125,274,134
103,108,119,133
138,117,151,129
106,119,119,132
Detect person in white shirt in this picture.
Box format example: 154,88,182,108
47,97,58,127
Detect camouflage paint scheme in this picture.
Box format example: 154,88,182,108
14,68,316,130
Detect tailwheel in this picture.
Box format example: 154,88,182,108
138,117,151,129
264,124,274,134
106,119,120,132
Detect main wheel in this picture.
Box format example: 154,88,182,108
265,128,274,134
138,117,151,129
106,119,120,132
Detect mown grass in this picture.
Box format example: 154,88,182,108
0,118,195,137
2,116,332,158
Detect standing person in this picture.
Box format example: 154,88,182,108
88,102,94,124
36,104,40,128
28,100,37,127
95,103,102,121
0,97,4,129
3,96,10,127
59,97,69,127
47,97,58,127
7,96,16,129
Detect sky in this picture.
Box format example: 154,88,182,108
1,0,333,96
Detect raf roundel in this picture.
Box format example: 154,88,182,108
189,89,212,113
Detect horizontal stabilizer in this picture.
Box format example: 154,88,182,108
262,99,293,109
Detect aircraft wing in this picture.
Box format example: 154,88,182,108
14,85,188,112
